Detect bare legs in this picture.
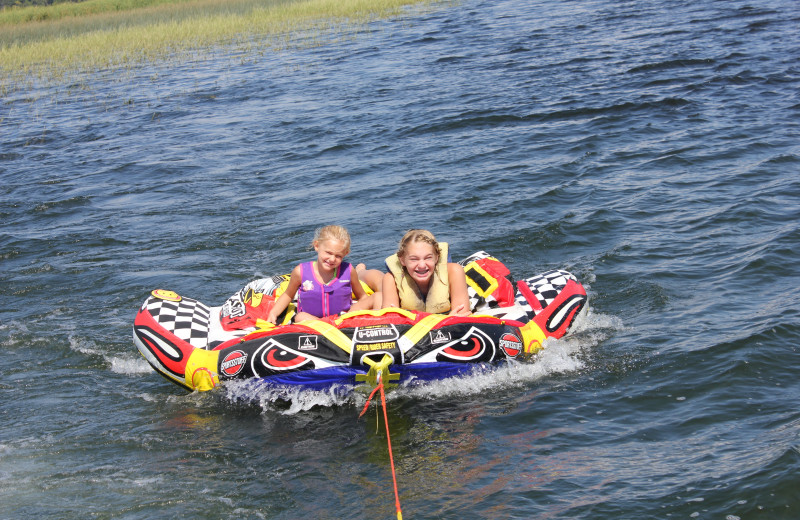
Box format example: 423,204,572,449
356,263,383,310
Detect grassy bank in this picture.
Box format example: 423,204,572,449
1,0,438,87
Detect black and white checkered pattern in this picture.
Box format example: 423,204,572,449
461,251,507,312
516,269,577,316
471,302,530,322
468,291,497,312
460,253,578,323
458,250,492,266
145,296,212,349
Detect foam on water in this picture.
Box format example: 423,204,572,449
67,335,100,356
66,334,152,374
109,355,153,374
217,307,622,414
0,321,30,346
223,379,357,413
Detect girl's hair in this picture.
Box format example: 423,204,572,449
396,229,441,260
313,225,351,253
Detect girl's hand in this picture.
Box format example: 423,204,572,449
446,263,471,316
449,303,470,316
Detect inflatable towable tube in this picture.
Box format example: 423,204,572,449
133,252,587,392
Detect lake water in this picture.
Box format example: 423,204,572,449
2,0,799,518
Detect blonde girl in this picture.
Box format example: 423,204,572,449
381,229,470,316
267,225,373,323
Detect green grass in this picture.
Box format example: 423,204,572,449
0,0,206,24
0,0,440,88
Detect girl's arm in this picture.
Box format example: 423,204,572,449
266,265,302,324
380,272,401,308
446,262,471,316
350,267,368,301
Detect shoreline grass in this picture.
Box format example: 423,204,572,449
0,0,207,25
1,0,440,89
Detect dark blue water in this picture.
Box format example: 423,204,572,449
2,0,799,518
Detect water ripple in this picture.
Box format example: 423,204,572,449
2,0,800,518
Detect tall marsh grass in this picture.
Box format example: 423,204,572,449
0,0,204,25
0,0,438,87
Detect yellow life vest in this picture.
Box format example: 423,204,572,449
385,242,451,314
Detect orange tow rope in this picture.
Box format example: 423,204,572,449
359,381,404,520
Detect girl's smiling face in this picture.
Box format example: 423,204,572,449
315,239,348,273
399,241,438,288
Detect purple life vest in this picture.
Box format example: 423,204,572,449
297,261,353,318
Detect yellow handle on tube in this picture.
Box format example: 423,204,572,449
518,321,546,358
184,348,221,391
